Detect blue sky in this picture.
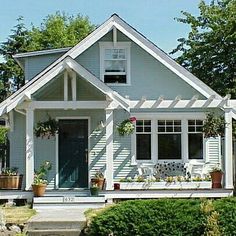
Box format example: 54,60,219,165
0,0,207,56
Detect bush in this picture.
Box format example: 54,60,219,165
87,198,236,236
87,199,206,236
213,198,236,236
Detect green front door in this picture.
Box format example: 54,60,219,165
59,119,88,188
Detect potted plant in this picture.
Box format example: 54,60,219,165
34,116,59,139
202,112,225,138
209,166,223,188
91,169,105,190
32,161,52,197
90,183,99,196
117,117,136,136
0,167,23,190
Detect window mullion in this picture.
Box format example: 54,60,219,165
182,119,188,163
152,119,157,163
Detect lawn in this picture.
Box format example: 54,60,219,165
1,205,36,224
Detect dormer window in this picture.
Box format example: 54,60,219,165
100,42,131,85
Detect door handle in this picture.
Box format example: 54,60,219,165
85,149,88,163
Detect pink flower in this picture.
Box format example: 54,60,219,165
129,117,136,122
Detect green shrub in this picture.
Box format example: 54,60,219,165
0,127,9,144
87,199,205,236
213,198,236,236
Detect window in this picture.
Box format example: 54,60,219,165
157,120,182,160
136,120,151,160
188,120,203,159
100,42,130,84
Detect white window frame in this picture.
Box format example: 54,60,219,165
131,113,206,165
157,119,182,161
99,42,131,86
187,119,204,161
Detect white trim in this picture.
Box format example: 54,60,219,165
105,109,114,190
64,71,68,101
25,108,34,190
55,116,91,189
113,27,117,47
224,110,234,189
131,113,206,164
71,71,77,101
99,42,131,86
29,101,109,109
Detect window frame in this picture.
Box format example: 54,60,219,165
157,120,182,161
99,42,131,86
188,119,204,160
130,113,206,165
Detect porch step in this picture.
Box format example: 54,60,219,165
26,209,86,236
33,196,106,210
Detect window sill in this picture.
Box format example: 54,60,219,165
105,83,131,86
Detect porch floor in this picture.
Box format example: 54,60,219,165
0,189,234,203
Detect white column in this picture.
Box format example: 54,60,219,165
25,108,34,190
72,71,77,101
64,71,68,101
224,109,234,189
105,108,114,190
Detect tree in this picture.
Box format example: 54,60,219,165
0,12,95,102
0,16,29,100
171,0,236,97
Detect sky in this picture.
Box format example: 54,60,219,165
0,0,208,60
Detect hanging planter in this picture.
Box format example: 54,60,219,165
202,112,225,138
34,116,59,139
117,117,136,136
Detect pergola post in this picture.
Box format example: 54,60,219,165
224,109,234,189
25,108,34,190
105,108,114,190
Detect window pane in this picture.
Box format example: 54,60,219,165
136,134,151,160
188,133,203,159
144,127,151,132
105,60,126,72
166,120,173,126
158,120,165,126
188,126,195,132
104,75,126,83
136,120,143,126
188,120,195,126
196,120,203,126
158,134,181,159
158,127,165,132
144,120,151,126
136,127,143,132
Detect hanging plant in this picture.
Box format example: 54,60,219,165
202,112,225,138
117,117,136,136
34,116,59,139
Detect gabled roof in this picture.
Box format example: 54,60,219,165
0,14,222,116
0,57,129,115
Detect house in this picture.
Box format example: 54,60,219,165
0,14,235,194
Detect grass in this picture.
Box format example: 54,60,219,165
1,205,36,224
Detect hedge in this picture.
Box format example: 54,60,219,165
86,198,236,236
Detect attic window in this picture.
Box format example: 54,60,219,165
100,42,130,85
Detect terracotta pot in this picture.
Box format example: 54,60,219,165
210,171,223,188
91,178,105,190
114,183,120,190
0,175,23,190
32,184,47,197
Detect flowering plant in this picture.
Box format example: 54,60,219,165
33,161,52,185
117,117,136,136
1,167,19,176
94,169,104,179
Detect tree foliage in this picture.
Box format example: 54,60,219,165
0,12,95,102
171,0,236,97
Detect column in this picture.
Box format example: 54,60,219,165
224,109,234,189
25,108,34,190
105,108,114,190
